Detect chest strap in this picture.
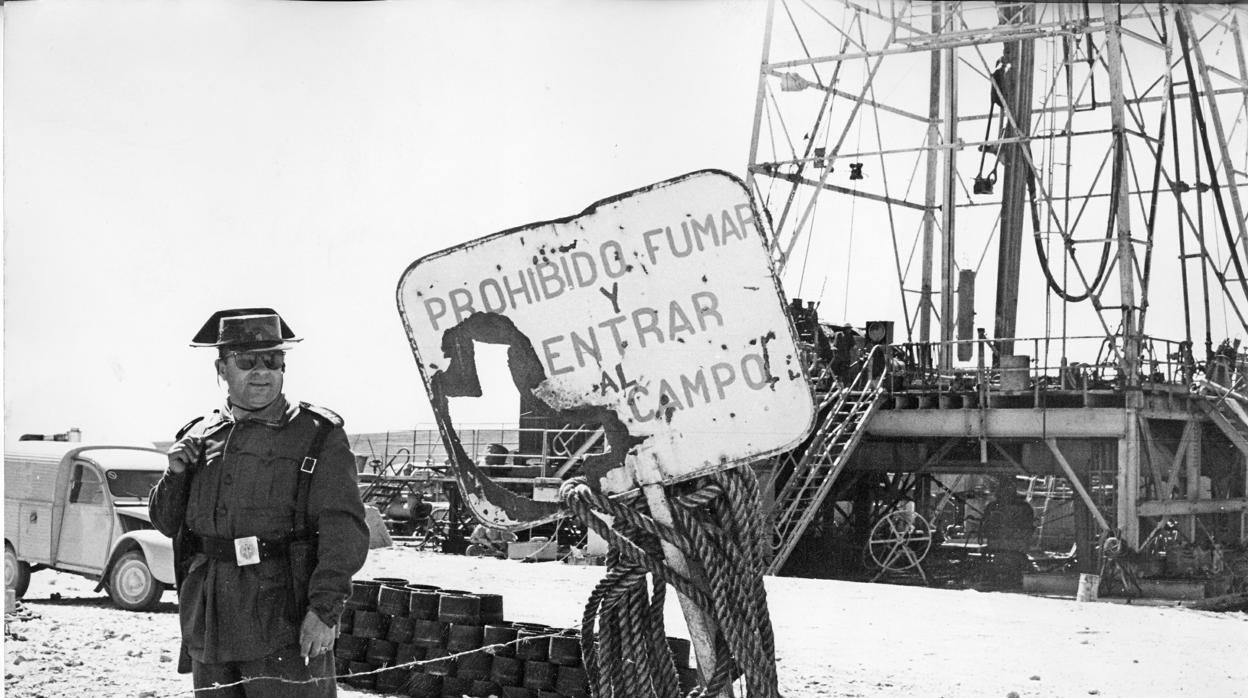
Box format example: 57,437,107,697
293,414,335,539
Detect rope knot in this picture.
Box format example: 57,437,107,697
559,476,591,505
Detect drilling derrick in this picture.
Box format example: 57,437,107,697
749,1,1248,594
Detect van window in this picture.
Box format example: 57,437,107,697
69,462,106,505
106,469,163,500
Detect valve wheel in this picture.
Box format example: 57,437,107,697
1102,536,1123,558
865,510,933,573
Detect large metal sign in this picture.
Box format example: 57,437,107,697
398,170,815,528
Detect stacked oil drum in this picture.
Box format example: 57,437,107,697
335,577,698,698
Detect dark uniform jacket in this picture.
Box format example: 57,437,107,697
982,496,1036,553
149,396,369,664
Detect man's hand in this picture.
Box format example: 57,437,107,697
299,609,336,658
165,436,203,474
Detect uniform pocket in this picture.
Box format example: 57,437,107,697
235,454,300,509
256,560,300,631
178,559,210,648
265,456,301,504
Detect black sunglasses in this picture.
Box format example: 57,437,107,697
227,351,285,371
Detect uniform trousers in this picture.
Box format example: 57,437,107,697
191,645,336,697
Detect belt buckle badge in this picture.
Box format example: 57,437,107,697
234,536,261,566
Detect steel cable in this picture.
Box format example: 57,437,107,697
1029,138,1118,303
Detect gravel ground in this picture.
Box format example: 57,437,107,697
5,546,1247,697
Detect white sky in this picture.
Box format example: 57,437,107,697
6,1,1246,446
3,0,767,444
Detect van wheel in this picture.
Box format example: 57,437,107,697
5,543,31,598
108,551,163,611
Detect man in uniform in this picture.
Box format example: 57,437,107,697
150,308,369,696
981,480,1036,589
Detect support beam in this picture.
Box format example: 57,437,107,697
933,473,968,519
867,407,1128,438
1165,422,1196,499
990,441,1029,474
1137,498,1248,517
939,2,957,371
1105,3,1141,385
919,3,942,346
992,3,1037,358
958,86,1246,121
1045,439,1112,532
1118,411,1141,546
745,0,777,206
1233,16,1248,169
1222,392,1248,428
1178,6,1248,265
773,15,905,269
1197,401,1248,457
838,0,926,37
763,72,930,123
771,18,1110,67
751,170,928,211
553,429,605,479
1136,416,1169,502
1119,25,1248,90
920,460,1024,474
916,438,961,475
1185,421,1203,541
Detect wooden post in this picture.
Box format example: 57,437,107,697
1137,416,1169,502
1186,420,1202,542
640,482,733,697
1117,415,1140,547
635,443,733,696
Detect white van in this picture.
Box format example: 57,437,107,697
4,441,175,610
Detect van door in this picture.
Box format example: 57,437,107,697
55,461,114,572
17,502,53,563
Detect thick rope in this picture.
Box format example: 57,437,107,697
560,466,781,698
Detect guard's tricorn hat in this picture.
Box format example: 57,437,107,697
190,308,301,351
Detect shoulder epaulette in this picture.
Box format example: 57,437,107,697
299,402,344,429
176,410,230,439
175,416,206,440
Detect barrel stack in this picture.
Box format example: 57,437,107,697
334,577,698,697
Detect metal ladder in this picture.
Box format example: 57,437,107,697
1194,378,1248,455
765,351,889,575
1030,476,1059,547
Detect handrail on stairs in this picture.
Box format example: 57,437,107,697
767,343,892,495
764,345,892,573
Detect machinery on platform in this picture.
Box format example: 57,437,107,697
349,428,590,554
748,1,1248,599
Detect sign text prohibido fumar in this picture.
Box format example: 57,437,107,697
397,171,816,529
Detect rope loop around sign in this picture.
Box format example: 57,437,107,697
559,466,781,698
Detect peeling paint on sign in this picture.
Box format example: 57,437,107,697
397,170,816,528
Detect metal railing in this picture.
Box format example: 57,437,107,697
846,333,1212,407
350,423,608,479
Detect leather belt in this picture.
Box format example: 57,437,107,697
191,533,290,564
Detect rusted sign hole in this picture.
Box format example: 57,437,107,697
445,342,519,427
429,312,644,520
